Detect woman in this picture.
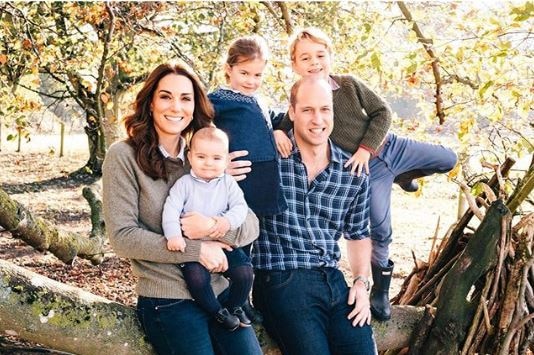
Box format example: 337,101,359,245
102,62,262,355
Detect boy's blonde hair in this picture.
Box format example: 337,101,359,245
224,35,270,81
288,27,333,62
190,127,229,153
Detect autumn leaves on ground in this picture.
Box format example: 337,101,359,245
0,135,459,353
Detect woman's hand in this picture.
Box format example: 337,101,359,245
273,130,293,158
226,150,252,182
344,147,371,176
199,241,233,273
180,212,216,239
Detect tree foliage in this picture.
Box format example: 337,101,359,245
1,1,532,172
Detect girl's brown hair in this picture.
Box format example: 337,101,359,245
224,35,269,81
123,62,213,180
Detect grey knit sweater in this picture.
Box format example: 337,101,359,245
102,141,259,299
279,74,392,154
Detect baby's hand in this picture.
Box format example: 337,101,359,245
274,130,293,158
209,216,231,239
167,237,186,252
344,147,371,176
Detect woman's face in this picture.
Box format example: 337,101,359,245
150,73,195,140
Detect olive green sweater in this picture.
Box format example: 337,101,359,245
102,141,259,299
279,74,392,154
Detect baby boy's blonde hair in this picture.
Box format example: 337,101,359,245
190,127,229,153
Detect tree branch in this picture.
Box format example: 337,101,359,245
276,1,293,35
260,1,285,33
397,1,445,124
442,74,479,90
95,3,116,124
0,187,104,265
17,83,70,100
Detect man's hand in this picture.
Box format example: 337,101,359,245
167,237,186,252
347,281,372,327
226,150,252,182
273,130,293,158
344,147,371,176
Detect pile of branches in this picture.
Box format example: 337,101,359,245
388,157,534,355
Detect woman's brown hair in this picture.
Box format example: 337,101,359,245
123,62,213,180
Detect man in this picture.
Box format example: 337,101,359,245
251,77,376,355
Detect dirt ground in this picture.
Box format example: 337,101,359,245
0,134,460,354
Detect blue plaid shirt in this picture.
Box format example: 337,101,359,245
252,131,370,270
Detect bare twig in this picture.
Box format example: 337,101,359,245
480,182,497,203
461,274,493,355
428,216,440,266
458,181,485,221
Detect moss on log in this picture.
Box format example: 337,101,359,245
0,187,104,265
0,259,426,354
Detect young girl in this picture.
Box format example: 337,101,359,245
274,27,457,321
208,35,287,219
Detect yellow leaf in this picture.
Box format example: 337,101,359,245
100,93,110,104
447,163,461,181
0,54,7,65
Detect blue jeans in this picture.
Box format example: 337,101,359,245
253,268,377,355
369,133,457,266
136,290,262,355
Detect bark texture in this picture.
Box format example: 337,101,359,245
0,259,152,355
421,200,510,354
0,259,424,355
0,187,104,265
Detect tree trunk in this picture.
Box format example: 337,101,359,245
59,121,65,158
0,187,104,265
82,119,106,177
102,90,124,149
0,260,425,355
420,200,510,355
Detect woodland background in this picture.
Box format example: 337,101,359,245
0,1,533,354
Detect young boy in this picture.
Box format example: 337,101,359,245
162,127,253,330
274,27,457,321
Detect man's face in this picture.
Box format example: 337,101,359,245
289,80,333,150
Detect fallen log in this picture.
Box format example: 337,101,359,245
0,187,104,265
0,259,424,354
